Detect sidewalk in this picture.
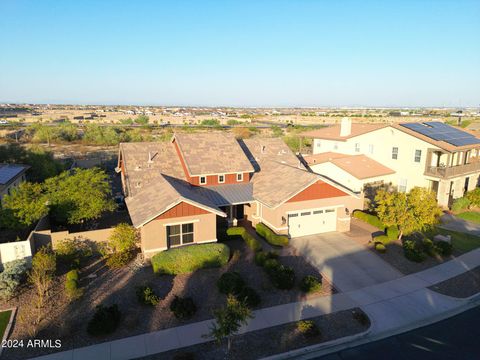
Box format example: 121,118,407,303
439,213,480,236
31,248,480,360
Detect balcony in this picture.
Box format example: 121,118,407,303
425,161,480,178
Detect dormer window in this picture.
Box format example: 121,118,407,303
199,176,207,185
218,174,225,183
237,173,243,182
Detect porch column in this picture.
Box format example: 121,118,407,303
229,205,233,222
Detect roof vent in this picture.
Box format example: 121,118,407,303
340,117,352,137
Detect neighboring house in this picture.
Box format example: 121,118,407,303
303,152,395,193
0,163,30,204
303,118,480,207
118,133,363,258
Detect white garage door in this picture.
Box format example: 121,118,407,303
288,208,337,238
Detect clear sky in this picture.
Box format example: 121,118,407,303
1,0,479,107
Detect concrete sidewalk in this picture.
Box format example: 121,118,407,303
31,248,480,360
439,213,480,236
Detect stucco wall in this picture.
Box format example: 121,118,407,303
33,228,113,250
141,212,217,258
0,239,34,267
257,195,363,234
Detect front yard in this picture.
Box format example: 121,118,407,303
2,238,339,360
0,310,12,340
455,211,480,224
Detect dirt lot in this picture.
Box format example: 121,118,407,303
145,308,370,360
1,238,334,360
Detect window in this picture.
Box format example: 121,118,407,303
288,213,298,218
236,173,243,182
313,210,323,214
199,176,207,185
218,174,225,183
167,223,194,247
398,178,407,193
368,144,374,154
392,147,398,160
301,211,311,216
414,149,422,163
325,209,335,213
355,143,360,152
316,140,321,148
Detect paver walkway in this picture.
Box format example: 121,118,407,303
31,248,480,360
439,213,480,236
290,233,403,292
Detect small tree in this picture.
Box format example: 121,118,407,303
0,182,48,229
208,294,253,355
108,223,138,253
29,247,56,308
375,187,442,241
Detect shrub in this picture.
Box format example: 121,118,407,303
375,242,386,253
56,238,93,269
254,251,278,266
217,272,246,295
386,226,399,241
136,285,160,306
266,264,295,290
255,223,289,247
466,188,480,207
87,304,121,336
108,223,139,253
65,278,83,300
236,286,261,308
0,259,28,300
170,296,197,319
434,241,453,257
352,211,385,230
300,275,322,293
106,250,134,269
352,309,370,326
403,240,426,263
452,197,471,212
422,238,436,257
66,269,79,282
263,258,280,272
296,320,320,338
152,243,230,275
227,227,262,252
373,234,390,245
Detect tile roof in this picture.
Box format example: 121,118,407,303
125,174,225,228
303,152,349,165
174,132,255,176
302,123,388,141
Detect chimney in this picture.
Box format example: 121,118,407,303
340,117,352,137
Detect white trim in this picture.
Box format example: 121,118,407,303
162,219,200,227
191,170,252,177
196,239,217,244
144,246,168,253
286,205,343,215
218,174,225,184
261,218,289,232
236,172,244,182
199,176,207,185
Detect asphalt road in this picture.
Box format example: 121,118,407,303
318,305,480,360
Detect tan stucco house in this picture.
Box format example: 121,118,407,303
118,132,363,258
303,118,480,208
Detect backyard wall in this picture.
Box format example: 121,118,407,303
33,228,113,250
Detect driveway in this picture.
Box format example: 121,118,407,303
291,232,403,292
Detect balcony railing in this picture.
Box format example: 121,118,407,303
425,161,480,178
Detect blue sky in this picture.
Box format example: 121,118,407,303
0,0,479,107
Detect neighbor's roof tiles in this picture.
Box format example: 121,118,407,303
302,123,388,141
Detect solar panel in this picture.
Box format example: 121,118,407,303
400,122,480,147
0,166,24,184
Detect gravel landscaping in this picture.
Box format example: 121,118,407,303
429,266,480,298
141,308,370,360
1,238,334,360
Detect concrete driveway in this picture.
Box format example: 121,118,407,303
291,232,403,292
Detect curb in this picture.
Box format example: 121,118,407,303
0,307,17,358
263,295,480,360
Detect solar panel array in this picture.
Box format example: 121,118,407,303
0,165,25,185
400,122,480,147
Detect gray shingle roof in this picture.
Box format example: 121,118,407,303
194,183,254,206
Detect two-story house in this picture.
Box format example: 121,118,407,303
0,163,30,204
303,118,480,207
118,132,363,258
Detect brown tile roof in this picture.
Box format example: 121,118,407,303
125,174,225,228
174,132,255,176
119,142,185,196
302,123,388,141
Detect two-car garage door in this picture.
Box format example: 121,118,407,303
288,208,337,238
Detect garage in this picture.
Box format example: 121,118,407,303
288,208,337,238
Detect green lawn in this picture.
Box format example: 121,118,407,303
456,211,480,224
435,228,480,253
0,310,12,340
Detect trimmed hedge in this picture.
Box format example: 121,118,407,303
255,223,289,247
65,269,82,300
226,227,262,252
151,243,230,275
373,234,390,245
353,211,385,230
